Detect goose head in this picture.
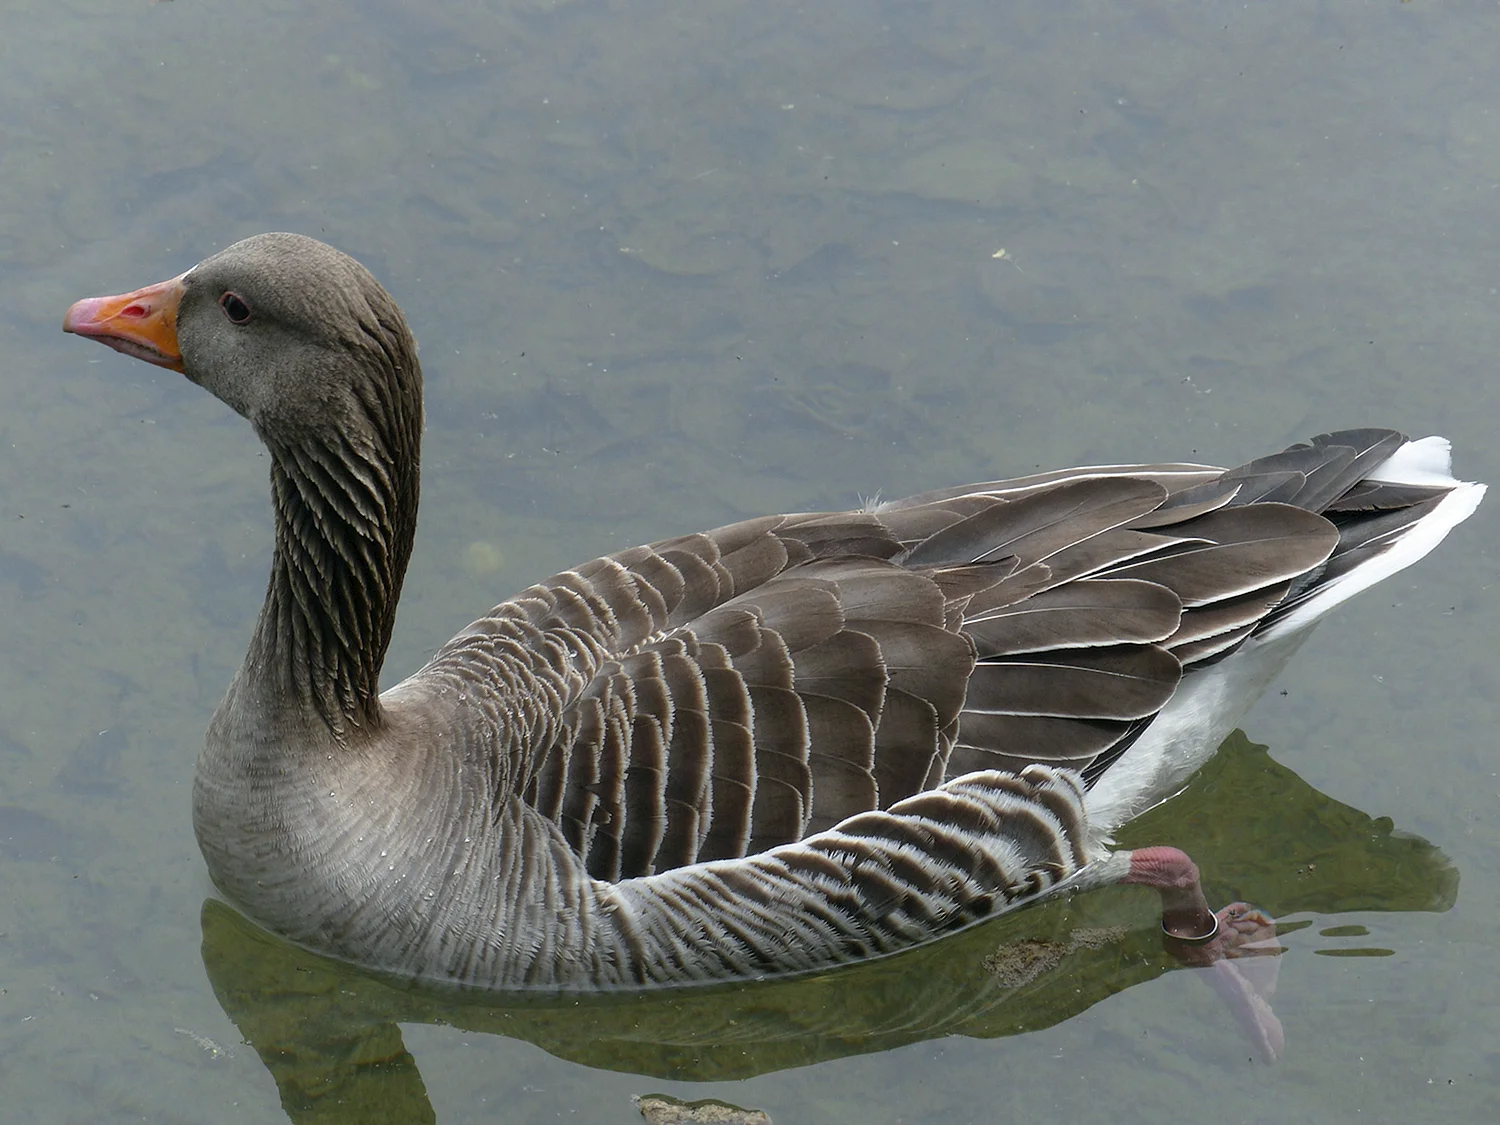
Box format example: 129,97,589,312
63,232,422,447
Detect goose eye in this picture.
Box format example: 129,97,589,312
219,292,252,324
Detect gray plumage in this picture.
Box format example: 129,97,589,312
63,233,1485,989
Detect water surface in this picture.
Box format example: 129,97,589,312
2,2,1497,1122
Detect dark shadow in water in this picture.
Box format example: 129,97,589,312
198,732,1457,1125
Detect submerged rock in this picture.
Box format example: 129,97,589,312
634,1093,772,1125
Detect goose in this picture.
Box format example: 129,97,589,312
64,233,1484,991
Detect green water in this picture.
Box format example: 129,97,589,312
2,1,1497,1122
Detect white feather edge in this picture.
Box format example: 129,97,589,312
1260,435,1486,639
1082,435,1485,845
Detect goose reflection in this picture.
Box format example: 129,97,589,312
196,732,1457,1124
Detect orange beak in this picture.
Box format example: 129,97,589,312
63,272,187,372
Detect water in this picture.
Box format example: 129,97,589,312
2,1,1497,1122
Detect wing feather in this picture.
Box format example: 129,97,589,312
503,426,1462,887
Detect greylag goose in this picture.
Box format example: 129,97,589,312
64,233,1484,990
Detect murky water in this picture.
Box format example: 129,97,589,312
2,2,1497,1122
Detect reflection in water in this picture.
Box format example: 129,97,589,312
199,732,1456,1125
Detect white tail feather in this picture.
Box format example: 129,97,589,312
1259,436,1486,639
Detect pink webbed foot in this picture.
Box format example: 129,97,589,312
1187,903,1284,1061
1123,847,1285,1061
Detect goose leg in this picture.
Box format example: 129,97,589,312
1123,845,1285,1059
1123,845,1221,940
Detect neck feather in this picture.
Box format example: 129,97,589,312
241,348,422,740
